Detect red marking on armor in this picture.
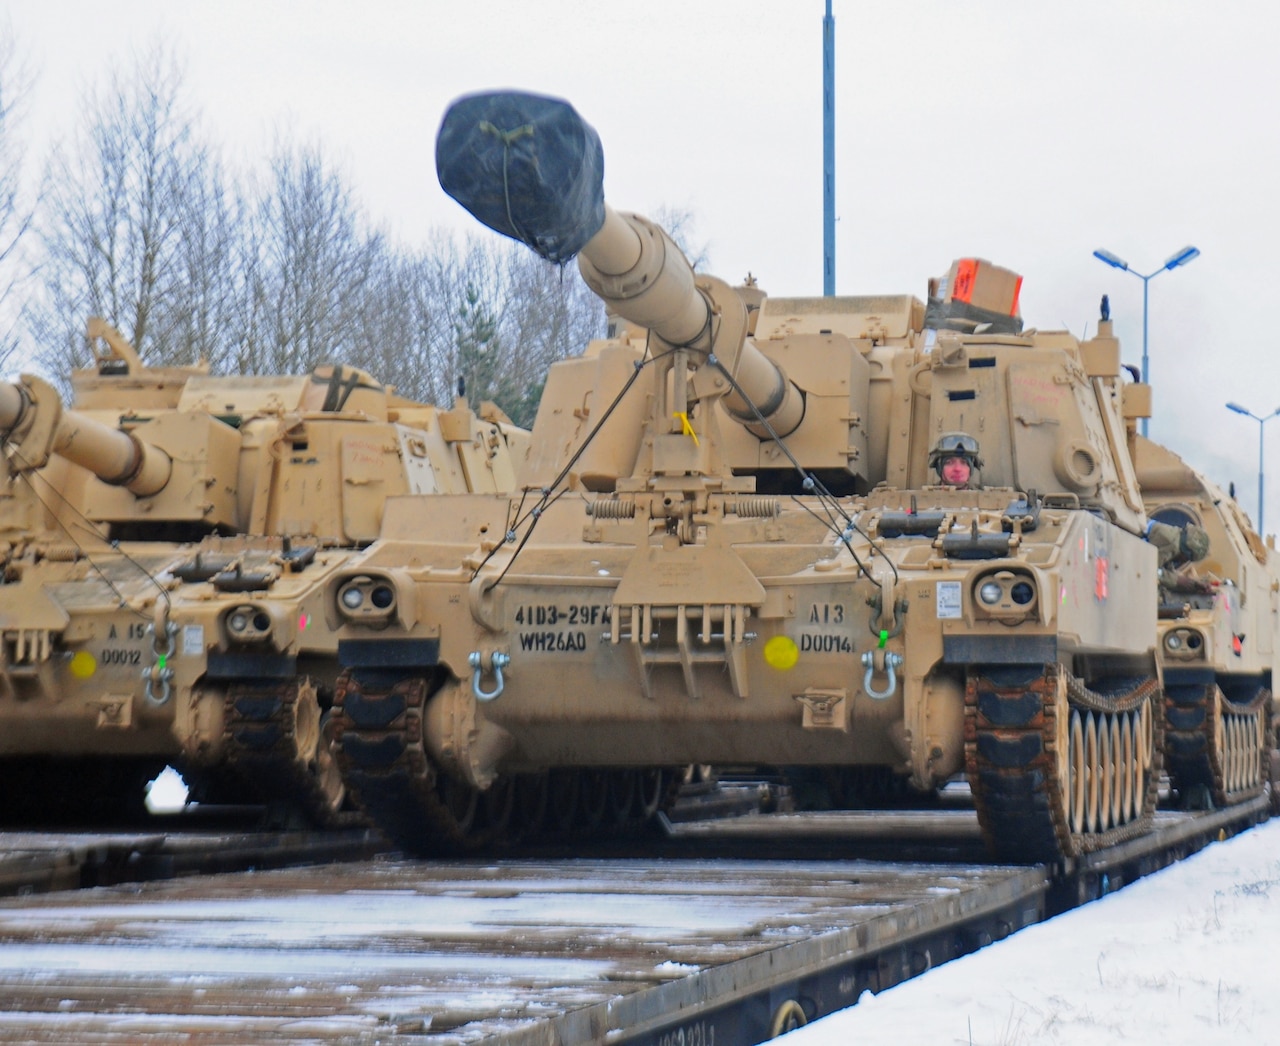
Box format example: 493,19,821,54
1094,556,1109,600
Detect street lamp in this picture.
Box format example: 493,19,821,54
1225,402,1280,536
1093,245,1201,436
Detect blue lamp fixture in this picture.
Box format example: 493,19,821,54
1225,402,1280,536
1092,246,1201,436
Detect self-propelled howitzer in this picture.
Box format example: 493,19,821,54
0,321,528,825
323,90,1167,861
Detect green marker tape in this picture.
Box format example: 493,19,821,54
156,654,167,671
878,630,888,649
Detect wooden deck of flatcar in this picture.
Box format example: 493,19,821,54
0,794,1266,1043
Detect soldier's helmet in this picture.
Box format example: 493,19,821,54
1180,524,1210,562
929,432,984,476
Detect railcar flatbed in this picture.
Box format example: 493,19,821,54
0,798,1265,1043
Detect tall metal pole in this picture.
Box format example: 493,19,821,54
822,0,835,296
1141,275,1150,432
1259,421,1266,536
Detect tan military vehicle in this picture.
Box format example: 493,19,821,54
1135,437,1277,809
311,90,1181,862
0,320,527,823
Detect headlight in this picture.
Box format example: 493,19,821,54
224,604,272,643
335,574,398,627
1163,628,1204,659
971,570,1039,620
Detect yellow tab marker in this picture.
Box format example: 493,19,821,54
674,412,699,446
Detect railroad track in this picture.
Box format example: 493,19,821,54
0,795,1266,1044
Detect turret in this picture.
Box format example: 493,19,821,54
0,321,526,545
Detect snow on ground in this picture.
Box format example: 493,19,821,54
143,766,189,813
783,818,1280,1045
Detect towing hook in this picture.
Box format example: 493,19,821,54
866,582,908,639
469,650,511,702
141,662,175,706
860,649,903,701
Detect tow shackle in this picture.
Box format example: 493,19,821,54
469,650,511,702
860,648,903,701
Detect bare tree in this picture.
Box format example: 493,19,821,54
164,145,243,371
0,23,35,368
492,246,604,425
366,231,604,423
651,204,711,272
345,243,422,394
233,139,386,375
30,43,230,376
19,43,628,416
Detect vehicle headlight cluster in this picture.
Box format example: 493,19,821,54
225,604,272,643
972,569,1039,620
336,575,397,625
1163,627,1205,660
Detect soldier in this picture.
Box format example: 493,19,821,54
929,432,983,488
1146,519,1211,569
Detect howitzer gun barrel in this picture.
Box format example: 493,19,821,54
436,90,803,438
0,378,172,495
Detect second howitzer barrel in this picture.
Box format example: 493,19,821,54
0,377,172,494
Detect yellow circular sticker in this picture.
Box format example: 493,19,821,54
69,650,97,679
763,635,799,671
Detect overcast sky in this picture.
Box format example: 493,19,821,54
5,1,1279,529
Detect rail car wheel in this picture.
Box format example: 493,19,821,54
769,1000,807,1037
546,769,581,835
577,770,610,833
483,776,516,843
636,768,665,821
436,775,479,837
512,773,549,842
607,770,638,828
